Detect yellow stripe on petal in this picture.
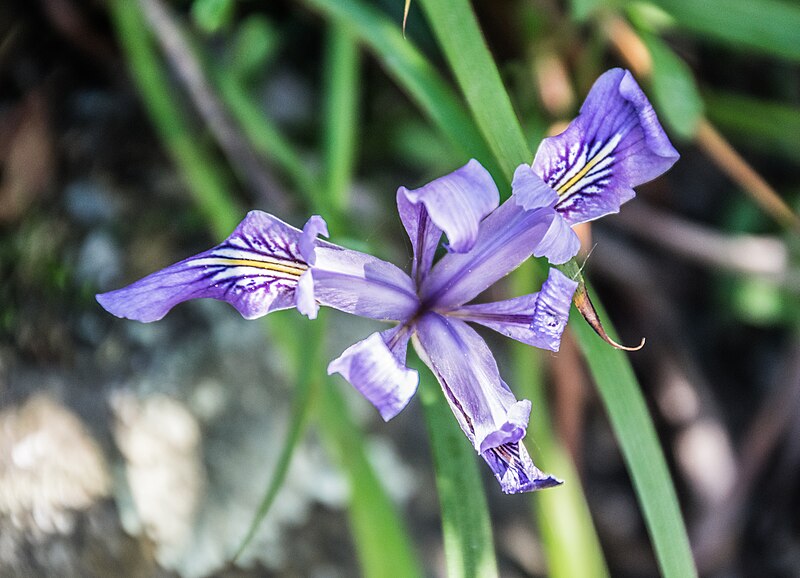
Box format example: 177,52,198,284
555,134,621,198
198,257,308,277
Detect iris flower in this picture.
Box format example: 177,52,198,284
98,68,677,493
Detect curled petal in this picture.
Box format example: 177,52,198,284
479,399,531,453
327,326,418,421
398,159,499,260
96,211,319,322
482,442,562,494
412,313,531,454
312,242,419,321
450,268,578,351
510,163,559,211
396,188,441,285
300,215,329,265
536,211,580,265
511,165,580,265
533,68,679,226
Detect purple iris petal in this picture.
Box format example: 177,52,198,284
510,163,559,210
482,442,562,494
413,313,559,493
312,242,419,321
511,165,581,264
533,68,679,226
96,211,321,322
299,215,329,265
296,270,318,319
396,188,440,285
420,195,571,310
450,268,578,351
400,159,499,253
327,325,418,421
398,160,499,282
413,313,531,452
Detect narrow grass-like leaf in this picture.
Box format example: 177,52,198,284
510,266,610,578
417,0,529,177
640,32,703,140
210,61,319,206
416,361,498,578
645,0,800,62
571,302,696,578
232,317,324,562
415,2,696,575
322,25,360,214
110,0,241,238
705,91,800,165
301,0,502,182
318,384,423,578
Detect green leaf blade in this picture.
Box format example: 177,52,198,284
418,370,499,578
647,0,800,61
319,385,424,578
572,305,697,578
641,33,704,140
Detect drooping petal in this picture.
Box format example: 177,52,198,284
482,442,562,494
450,268,578,351
420,188,577,310
397,159,499,283
413,313,531,453
96,211,325,322
299,215,329,265
533,68,679,226
312,241,419,321
327,325,418,421
413,313,559,492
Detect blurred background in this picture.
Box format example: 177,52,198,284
1,0,799,576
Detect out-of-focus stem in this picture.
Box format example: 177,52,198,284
322,25,360,217
110,0,241,238
137,0,288,211
695,120,800,231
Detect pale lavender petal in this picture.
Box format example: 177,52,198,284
398,159,499,265
97,211,315,322
299,215,329,265
312,242,419,321
396,187,441,285
412,313,531,453
536,211,580,265
533,68,679,226
511,165,580,265
296,270,318,319
420,194,574,309
482,442,562,494
510,163,558,211
327,325,418,421
478,399,531,453
450,268,578,351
